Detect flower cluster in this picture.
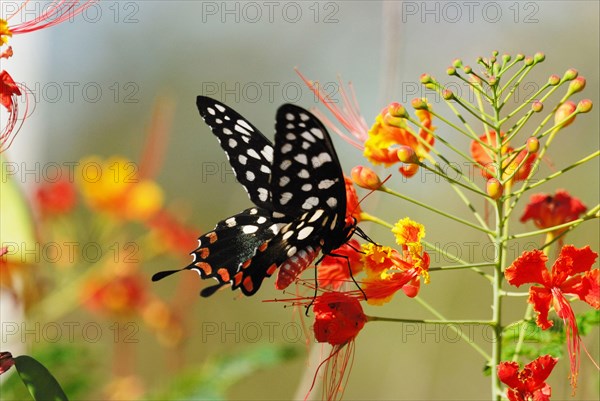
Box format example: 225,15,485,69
294,52,598,401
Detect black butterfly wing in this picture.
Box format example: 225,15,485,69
270,104,347,232
196,96,274,210
152,207,279,296
236,105,353,292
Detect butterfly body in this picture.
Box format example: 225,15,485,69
152,96,354,296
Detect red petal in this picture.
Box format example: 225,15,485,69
505,250,550,287
525,354,558,387
532,384,552,401
529,287,553,330
558,245,598,276
562,269,599,309
497,361,521,388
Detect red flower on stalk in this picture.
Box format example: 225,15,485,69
310,292,367,400
84,268,148,317
470,131,536,182
504,245,599,390
318,239,363,291
497,355,558,401
520,190,587,236
313,291,367,345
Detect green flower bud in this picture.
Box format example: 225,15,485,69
567,76,586,95
442,89,454,100
548,75,560,86
562,68,578,81
533,52,545,63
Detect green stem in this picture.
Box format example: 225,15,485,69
367,316,494,325
382,186,495,235
413,296,492,360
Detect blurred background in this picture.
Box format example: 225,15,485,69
1,1,598,400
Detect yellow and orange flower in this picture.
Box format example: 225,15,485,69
77,156,163,221
364,102,435,178
470,131,536,182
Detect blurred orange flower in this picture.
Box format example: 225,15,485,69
77,156,163,221
84,267,148,317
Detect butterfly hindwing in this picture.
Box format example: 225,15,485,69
186,207,279,297
196,96,274,210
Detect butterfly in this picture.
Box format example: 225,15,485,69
152,96,359,297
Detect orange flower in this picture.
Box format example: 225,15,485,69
364,103,435,177
77,156,163,221
318,239,363,290
470,131,536,182
35,179,77,217
520,190,587,236
361,243,430,305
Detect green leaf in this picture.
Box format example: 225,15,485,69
13,355,69,401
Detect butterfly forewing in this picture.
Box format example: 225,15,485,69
196,96,274,210
271,104,347,230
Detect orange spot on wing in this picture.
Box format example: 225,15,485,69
243,276,254,293
234,272,243,286
241,259,252,269
199,247,210,258
258,242,268,252
266,263,278,276
207,232,218,244
217,268,230,282
195,262,212,275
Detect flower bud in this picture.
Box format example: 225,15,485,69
492,50,499,57
562,68,578,81
548,75,560,86
400,163,419,178
515,54,525,61
554,101,577,128
502,54,511,64
388,102,407,118
524,57,534,66
411,98,429,110
446,66,457,76
489,76,498,86
526,137,540,153
486,178,503,200
533,52,545,63
567,76,586,95
531,101,543,112
397,146,417,163
351,166,382,190
442,89,454,100
420,73,432,84
452,59,463,68
577,99,593,113
463,65,472,74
